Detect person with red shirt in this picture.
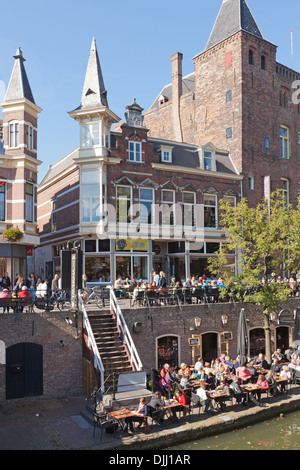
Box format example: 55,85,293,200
173,389,189,418
235,365,252,384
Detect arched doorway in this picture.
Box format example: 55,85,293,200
6,343,43,400
250,328,265,357
275,326,290,352
156,336,179,370
201,332,218,363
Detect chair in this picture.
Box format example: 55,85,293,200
190,392,202,414
92,412,117,442
294,369,300,385
193,287,204,304
145,290,158,308
131,290,145,307
147,405,165,426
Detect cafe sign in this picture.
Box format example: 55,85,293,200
116,239,148,252
278,309,294,326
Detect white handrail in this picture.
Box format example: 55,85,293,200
109,287,143,372
78,292,105,392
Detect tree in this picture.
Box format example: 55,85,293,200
208,191,299,363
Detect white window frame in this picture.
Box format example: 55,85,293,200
139,187,154,225
128,141,142,162
26,124,34,150
116,185,132,224
81,122,100,148
204,194,218,228
182,191,196,227
281,178,289,207
162,189,175,226
9,121,19,148
25,183,34,223
280,126,290,159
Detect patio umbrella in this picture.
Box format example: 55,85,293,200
293,307,300,349
237,308,248,366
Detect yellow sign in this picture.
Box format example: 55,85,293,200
115,239,149,252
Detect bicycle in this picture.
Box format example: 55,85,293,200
80,286,107,309
32,290,69,312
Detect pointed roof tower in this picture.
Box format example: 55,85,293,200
205,0,263,51
77,37,108,110
4,47,36,104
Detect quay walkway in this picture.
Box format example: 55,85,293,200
1,385,300,451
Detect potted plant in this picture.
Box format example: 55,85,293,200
2,227,24,243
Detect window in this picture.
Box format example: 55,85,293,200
26,125,34,150
226,90,232,102
203,151,213,171
249,50,254,65
139,187,153,224
0,183,5,221
9,122,19,148
281,179,289,207
223,195,236,207
162,189,175,226
226,127,232,139
298,133,300,162
161,150,172,163
117,186,132,223
261,55,266,70
129,141,141,162
183,192,195,227
25,183,34,223
204,194,217,228
280,126,289,159
249,177,254,191
82,184,100,223
81,123,100,148
264,138,270,150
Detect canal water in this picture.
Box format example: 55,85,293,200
166,410,300,450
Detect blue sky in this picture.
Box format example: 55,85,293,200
0,0,299,181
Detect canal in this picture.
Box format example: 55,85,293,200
166,410,300,450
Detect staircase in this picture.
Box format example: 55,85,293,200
88,310,133,392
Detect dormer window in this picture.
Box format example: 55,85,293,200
129,141,142,162
159,146,173,163
200,146,216,172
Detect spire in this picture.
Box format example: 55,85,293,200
4,47,35,104
205,0,263,51
79,37,108,110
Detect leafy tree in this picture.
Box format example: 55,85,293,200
208,191,299,363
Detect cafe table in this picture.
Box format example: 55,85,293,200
108,408,138,431
162,400,182,418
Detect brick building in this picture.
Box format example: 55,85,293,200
0,48,42,282
141,0,300,207
37,38,243,284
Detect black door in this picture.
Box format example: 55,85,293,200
6,343,43,399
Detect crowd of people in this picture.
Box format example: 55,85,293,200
151,347,300,416
0,271,62,312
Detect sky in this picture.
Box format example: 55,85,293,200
0,0,299,181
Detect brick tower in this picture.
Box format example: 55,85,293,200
144,0,300,206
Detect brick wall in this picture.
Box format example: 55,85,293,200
0,312,83,403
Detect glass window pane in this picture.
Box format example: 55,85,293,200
98,239,110,252
183,192,194,204
117,186,131,198
85,240,97,253
85,256,110,282
140,188,153,201
162,190,174,202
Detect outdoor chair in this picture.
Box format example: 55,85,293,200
92,411,117,441
131,290,145,307
190,392,202,414
293,369,300,386
145,290,159,308
192,287,204,304
147,405,166,426
183,288,193,304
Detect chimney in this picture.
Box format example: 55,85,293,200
171,52,183,142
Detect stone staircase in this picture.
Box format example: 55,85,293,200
87,310,133,393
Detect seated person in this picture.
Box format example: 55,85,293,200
194,357,204,374
229,376,245,405
0,288,10,313
159,364,176,396
18,286,30,298
254,353,270,370
255,374,269,401
265,371,278,397
270,358,282,374
148,392,165,425
178,363,191,379
124,397,148,432
173,389,189,417
278,366,291,393
235,365,252,384
272,348,284,362
215,380,231,411
196,383,212,412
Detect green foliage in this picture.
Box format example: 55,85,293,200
208,190,300,316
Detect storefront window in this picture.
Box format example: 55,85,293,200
169,257,185,282
85,240,97,253
116,256,132,279
133,256,147,280
116,255,148,281
85,256,110,282
168,242,185,254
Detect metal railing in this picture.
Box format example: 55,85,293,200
78,291,105,393
109,286,143,372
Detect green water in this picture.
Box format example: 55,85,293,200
166,410,300,450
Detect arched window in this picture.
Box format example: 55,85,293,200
8,121,19,148
261,55,266,70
